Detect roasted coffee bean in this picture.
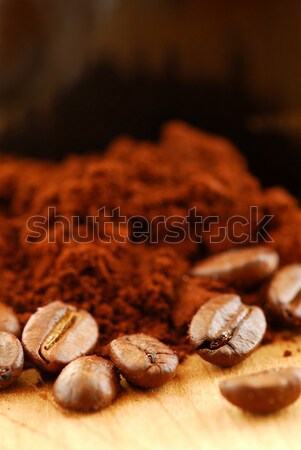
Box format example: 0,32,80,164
190,246,279,289
0,302,21,336
267,264,301,326
0,331,24,389
109,333,178,388
53,355,120,412
22,301,99,373
220,367,301,414
188,294,266,367
18,368,43,388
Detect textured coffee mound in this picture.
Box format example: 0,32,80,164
0,122,300,359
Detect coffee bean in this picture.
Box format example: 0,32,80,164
220,367,301,414
53,355,120,412
190,246,279,289
0,302,21,336
22,301,99,373
18,368,43,387
188,294,266,367
267,264,301,326
0,331,24,389
109,333,178,388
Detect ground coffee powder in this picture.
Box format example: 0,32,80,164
0,122,300,359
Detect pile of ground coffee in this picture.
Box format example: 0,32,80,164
0,122,300,359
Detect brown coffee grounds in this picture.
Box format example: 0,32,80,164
0,121,300,359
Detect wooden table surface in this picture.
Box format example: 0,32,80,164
1,335,301,450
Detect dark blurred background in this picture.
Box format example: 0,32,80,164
0,0,300,197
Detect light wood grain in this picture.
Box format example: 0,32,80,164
1,336,301,450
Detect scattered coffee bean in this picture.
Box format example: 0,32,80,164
18,368,43,387
53,355,120,412
188,294,266,367
0,331,24,390
109,333,179,388
220,367,301,414
22,301,99,373
267,264,301,326
190,246,279,289
0,302,21,336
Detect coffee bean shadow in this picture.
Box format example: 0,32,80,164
0,378,52,402
180,354,240,383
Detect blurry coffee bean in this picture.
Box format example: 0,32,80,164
18,368,43,387
109,333,178,388
267,264,301,326
190,246,279,289
0,331,24,389
188,294,266,367
0,302,21,336
220,367,301,414
53,356,120,412
22,301,99,373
